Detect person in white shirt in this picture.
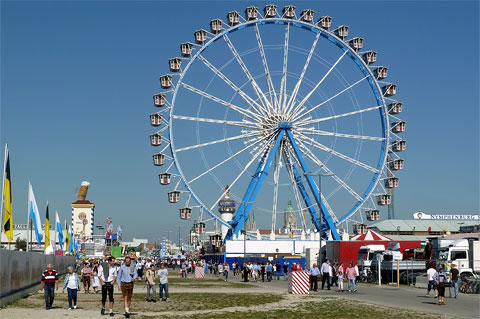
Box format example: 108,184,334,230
157,263,170,302
321,259,331,290
98,257,118,316
426,262,438,297
62,266,81,310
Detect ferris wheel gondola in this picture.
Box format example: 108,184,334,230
149,3,407,240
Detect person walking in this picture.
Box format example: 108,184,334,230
425,262,437,298
146,263,157,302
267,263,273,282
99,256,118,317
283,263,288,280
81,262,92,293
321,259,331,290
40,264,59,310
157,263,170,302
275,262,281,280
135,258,144,282
223,262,230,281
261,263,266,282
242,263,249,282
62,266,81,310
309,263,320,291
346,262,357,292
449,264,459,298
218,262,224,278
251,263,259,282
434,267,447,305
117,256,137,318
92,262,101,294
331,262,338,287
337,263,344,292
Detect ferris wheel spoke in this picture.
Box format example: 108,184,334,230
175,131,261,153
285,31,321,115
321,192,338,223
288,50,348,119
292,74,370,122
254,24,278,107
181,83,260,123
188,136,267,184
271,143,283,233
295,139,363,202
171,114,260,129
296,132,379,173
278,23,290,112
207,136,275,212
297,128,385,141
197,54,268,117
223,34,274,112
296,105,382,127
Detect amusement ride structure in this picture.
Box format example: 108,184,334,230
149,4,406,242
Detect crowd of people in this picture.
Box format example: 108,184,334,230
308,260,359,292
40,256,174,318
425,262,460,305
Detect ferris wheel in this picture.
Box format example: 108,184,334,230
149,4,406,241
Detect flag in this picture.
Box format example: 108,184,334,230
2,145,13,241
65,221,70,254
28,183,44,245
72,233,76,255
56,211,63,250
44,202,50,251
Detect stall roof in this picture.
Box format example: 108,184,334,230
368,219,479,233
351,229,392,241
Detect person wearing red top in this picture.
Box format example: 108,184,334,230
295,263,302,271
40,264,59,310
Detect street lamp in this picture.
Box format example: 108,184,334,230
304,172,335,265
163,230,173,243
177,225,185,247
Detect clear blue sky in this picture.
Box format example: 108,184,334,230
1,1,478,242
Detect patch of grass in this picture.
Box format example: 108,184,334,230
168,277,255,288
132,293,283,312
179,297,443,319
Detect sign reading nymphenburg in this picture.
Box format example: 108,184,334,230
413,212,479,220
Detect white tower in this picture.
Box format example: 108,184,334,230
218,186,236,239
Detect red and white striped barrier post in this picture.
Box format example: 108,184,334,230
195,266,205,278
288,271,310,294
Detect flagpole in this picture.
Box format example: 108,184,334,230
0,144,7,248
27,181,31,252
54,211,57,252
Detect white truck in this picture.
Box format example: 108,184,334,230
441,238,480,278
357,244,386,276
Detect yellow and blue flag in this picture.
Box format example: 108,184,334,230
2,145,13,241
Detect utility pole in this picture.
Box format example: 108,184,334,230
304,172,335,265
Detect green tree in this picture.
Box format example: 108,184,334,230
15,238,27,251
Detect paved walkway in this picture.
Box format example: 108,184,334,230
220,273,480,319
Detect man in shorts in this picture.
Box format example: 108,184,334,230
426,262,437,298
117,257,137,318
99,256,117,316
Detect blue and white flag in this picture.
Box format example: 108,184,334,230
55,211,63,250
28,182,44,245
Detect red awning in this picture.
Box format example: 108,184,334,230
351,229,392,241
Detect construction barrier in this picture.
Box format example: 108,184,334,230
288,271,310,295
195,266,205,278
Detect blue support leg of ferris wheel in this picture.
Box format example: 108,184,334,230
228,129,286,239
225,144,272,240
285,156,322,235
284,129,341,240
